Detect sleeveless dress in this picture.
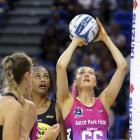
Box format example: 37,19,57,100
37,99,57,139
64,97,109,140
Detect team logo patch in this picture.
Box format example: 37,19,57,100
98,109,103,113
74,107,83,118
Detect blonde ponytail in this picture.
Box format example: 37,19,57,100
2,55,26,106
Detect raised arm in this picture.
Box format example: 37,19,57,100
96,18,128,110
56,38,85,107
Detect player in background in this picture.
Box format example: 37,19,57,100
31,65,66,140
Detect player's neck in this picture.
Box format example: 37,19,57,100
31,92,49,107
78,88,94,98
77,90,95,107
4,87,24,96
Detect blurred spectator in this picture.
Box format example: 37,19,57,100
92,0,117,10
47,10,68,31
0,0,18,25
0,0,7,25
98,0,112,28
110,22,126,53
116,0,133,10
77,0,92,10
40,11,69,65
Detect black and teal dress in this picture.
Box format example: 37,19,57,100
37,99,57,139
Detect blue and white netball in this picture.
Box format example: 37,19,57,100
69,14,98,43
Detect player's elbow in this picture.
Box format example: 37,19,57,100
56,61,66,70
118,60,128,72
122,60,128,72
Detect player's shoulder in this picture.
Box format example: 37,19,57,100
0,96,22,117
1,96,22,109
25,100,37,119
25,99,36,111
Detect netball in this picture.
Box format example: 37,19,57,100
69,14,98,43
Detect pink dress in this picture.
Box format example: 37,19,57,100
64,98,109,140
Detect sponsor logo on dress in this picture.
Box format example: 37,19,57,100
46,115,54,119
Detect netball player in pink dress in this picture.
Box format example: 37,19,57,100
56,18,128,140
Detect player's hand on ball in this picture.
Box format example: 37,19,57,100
72,36,87,47
93,17,109,42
